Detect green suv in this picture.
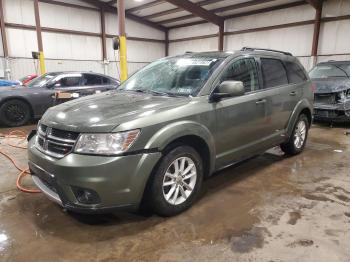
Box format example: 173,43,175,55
28,48,313,216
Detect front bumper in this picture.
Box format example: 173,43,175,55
313,103,350,122
28,137,162,213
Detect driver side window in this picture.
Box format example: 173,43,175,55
220,58,259,93
54,76,82,88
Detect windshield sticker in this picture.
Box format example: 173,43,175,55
176,59,217,67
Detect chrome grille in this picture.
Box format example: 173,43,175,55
36,124,79,158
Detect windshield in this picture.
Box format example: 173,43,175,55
118,56,223,96
309,64,350,79
27,73,59,88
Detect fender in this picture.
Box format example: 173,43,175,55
0,96,35,116
145,120,216,174
286,98,313,138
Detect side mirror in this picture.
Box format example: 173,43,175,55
210,81,245,102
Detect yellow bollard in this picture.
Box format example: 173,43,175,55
39,51,46,75
119,36,128,82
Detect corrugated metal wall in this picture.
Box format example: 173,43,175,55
0,0,165,80
168,0,350,71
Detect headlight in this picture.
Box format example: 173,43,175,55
74,130,140,155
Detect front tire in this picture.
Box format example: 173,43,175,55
148,145,203,217
0,99,31,127
281,114,309,155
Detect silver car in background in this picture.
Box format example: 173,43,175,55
310,61,350,122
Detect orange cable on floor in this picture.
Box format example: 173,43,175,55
0,131,41,194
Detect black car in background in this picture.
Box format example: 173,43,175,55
310,61,350,122
0,72,119,127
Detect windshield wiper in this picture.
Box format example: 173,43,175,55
123,88,178,97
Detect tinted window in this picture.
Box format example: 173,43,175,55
261,58,288,88
102,77,111,84
220,58,259,92
56,76,82,88
309,64,349,79
84,74,103,86
285,61,307,84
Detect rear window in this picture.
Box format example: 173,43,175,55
309,64,349,79
84,74,103,86
102,77,111,84
261,58,288,88
285,61,307,84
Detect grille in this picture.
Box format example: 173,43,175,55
36,124,79,158
314,93,336,105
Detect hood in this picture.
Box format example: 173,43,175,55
41,91,190,132
313,78,350,94
0,85,24,92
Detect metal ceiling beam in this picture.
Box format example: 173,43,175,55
80,0,166,32
159,0,276,25
168,1,307,29
210,0,276,14
305,0,323,9
107,0,117,5
126,0,165,13
164,0,224,26
143,0,224,20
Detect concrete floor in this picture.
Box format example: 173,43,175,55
0,123,349,261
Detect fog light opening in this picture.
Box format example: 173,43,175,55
72,187,100,204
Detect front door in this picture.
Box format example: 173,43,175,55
214,57,267,168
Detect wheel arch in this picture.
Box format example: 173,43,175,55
286,99,313,138
145,121,216,176
0,96,35,119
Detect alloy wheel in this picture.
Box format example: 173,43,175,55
162,156,197,205
5,104,25,122
294,120,307,149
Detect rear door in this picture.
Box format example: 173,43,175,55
256,57,301,143
284,60,308,118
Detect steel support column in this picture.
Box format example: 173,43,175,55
34,0,46,75
218,24,224,51
100,6,108,75
311,6,322,67
165,30,169,56
118,0,128,81
0,0,10,79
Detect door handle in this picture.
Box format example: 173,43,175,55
289,91,297,96
255,99,266,105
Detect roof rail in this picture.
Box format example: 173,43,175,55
241,47,292,56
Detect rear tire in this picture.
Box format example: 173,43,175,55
148,145,203,217
0,99,31,127
281,114,309,155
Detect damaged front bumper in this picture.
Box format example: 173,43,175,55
314,102,350,122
